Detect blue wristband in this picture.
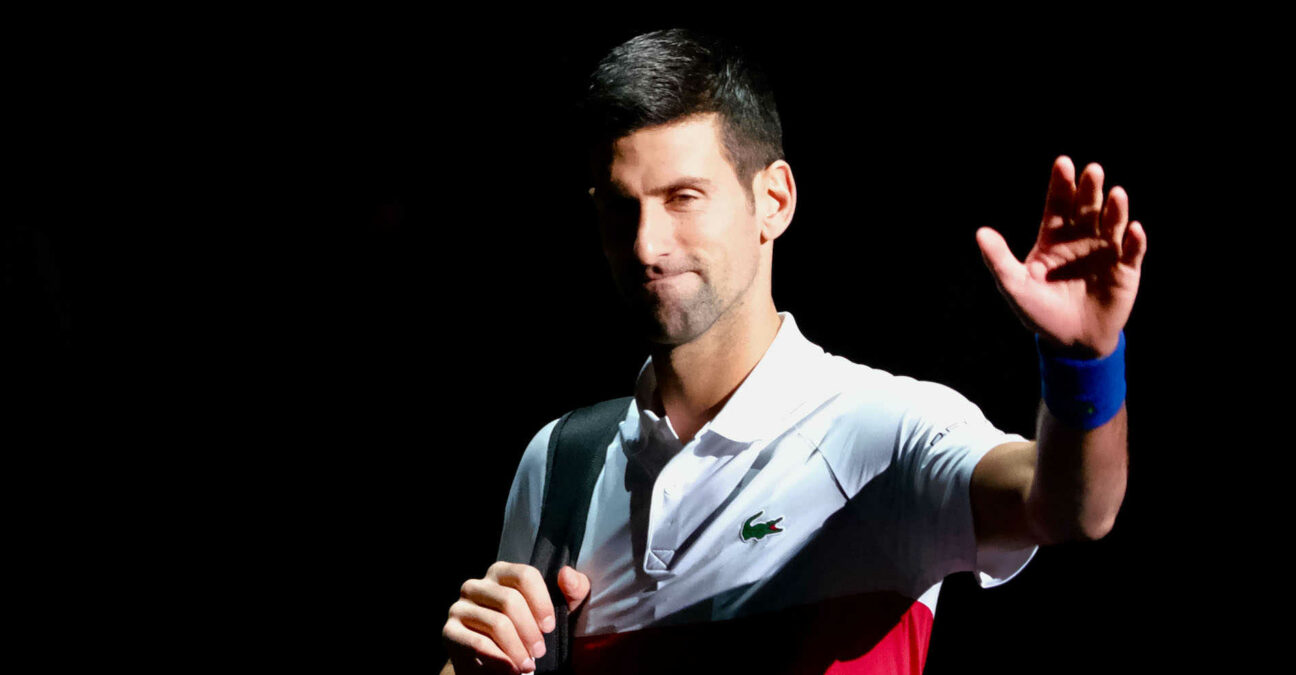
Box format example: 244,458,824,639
1037,332,1126,430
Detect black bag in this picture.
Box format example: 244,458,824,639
529,397,633,674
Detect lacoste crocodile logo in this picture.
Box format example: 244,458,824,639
740,511,784,542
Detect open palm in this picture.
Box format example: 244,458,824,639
976,156,1148,358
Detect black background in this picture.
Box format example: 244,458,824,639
8,12,1265,673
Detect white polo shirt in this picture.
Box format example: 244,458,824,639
498,312,1035,673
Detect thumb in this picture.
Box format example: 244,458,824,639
975,226,1025,291
557,565,591,611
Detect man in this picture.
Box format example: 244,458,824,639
442,28,1145,674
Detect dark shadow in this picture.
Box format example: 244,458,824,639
576,463,934,674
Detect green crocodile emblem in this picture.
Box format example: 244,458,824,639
740,511,784,542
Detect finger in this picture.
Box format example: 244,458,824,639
976,227,1027,291
1101,185,1130,252
443,617,526,674
488,562,557,634
1121,220,1148,270
558,566,592,612
462,577,547,663
1041,156,1077,230
450,601,536,673
1073,163,1105,235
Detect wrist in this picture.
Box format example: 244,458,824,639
1036,333,1120,360
1037,331,1126,430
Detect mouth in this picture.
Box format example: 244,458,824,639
642,271,691,290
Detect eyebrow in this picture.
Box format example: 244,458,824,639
600,177,716,199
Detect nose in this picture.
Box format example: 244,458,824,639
633,201,673,266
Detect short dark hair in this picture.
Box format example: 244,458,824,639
583,28,784,209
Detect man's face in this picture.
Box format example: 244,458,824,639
593,113,764,345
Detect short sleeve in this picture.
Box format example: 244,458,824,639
893,380,1035,591
496,418,559,564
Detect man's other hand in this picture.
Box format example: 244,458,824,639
442,562,591,674
976,156,1148,358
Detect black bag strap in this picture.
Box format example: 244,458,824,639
530,396,633,674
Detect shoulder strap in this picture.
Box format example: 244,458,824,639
530,396,633,674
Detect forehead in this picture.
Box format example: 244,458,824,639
601,112,738,191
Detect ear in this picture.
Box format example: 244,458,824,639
756,160,796,244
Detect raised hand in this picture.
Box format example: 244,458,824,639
976,156,1148,358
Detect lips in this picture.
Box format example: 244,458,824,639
641,266,693,282
643,271,690,289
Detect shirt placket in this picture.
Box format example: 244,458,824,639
642,423,705,579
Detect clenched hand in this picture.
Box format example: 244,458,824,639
443,563,591,674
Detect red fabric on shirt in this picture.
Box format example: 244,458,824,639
572,591,934,674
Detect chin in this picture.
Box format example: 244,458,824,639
620,284,725,346
641,307,724,346
631,315,685,345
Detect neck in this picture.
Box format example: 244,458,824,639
648,295,782,444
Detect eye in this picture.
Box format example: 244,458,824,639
670,193,700,205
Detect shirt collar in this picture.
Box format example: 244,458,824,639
625,312,825,454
